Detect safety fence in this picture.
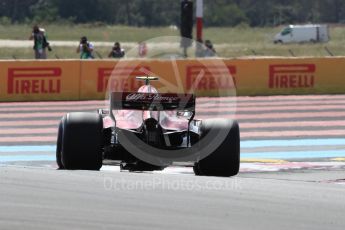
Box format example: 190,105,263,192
0,57,344,101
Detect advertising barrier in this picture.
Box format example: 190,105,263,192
0,57,345,101
224,58,345,96
80,60,153,100
0,60,80,101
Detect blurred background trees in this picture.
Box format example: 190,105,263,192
1,0,345,26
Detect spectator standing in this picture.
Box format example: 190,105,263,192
138,41,147,57
108,42,125,58
77,36,94,59
29,25,51,59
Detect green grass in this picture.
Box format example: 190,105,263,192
1,47,114,60
0,24,345,59
0,24,179,42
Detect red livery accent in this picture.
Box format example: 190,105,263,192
8,67,61,94
186,65,236,91
269,64,316,89
97,67,151,93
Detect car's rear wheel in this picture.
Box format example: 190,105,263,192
193,119,240,177
59,112,103,170
56,120,64,169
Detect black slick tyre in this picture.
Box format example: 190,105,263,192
60,112,103,170
56,120,64,169
193,119,240,177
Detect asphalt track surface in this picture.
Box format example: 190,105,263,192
1,166,345,230
1,95,345,229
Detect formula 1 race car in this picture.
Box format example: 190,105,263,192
56,76,240,177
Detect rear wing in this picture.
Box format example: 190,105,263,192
110,92,195,111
